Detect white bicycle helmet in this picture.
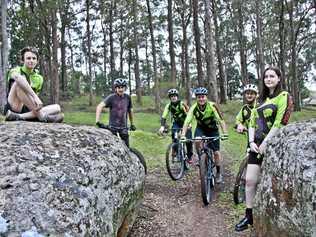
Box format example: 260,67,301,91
167,88,179,97
243,84,258,94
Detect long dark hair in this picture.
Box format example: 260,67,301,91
259,66,283,103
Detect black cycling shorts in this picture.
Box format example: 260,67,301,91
194,127,220,152
3,103,30,115
248,151,263,165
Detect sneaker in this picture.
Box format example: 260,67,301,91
216,173,223,184
5,110,21,121
42,113,64,123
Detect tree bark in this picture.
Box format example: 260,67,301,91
212,0,226,103
204,0,218,102
179,0,191,105
278,0,287,90
255,0,264,83
132,0,142,105
146,0,161,112
86,0,93,106
109,0,115,85
192,0,204,86
0,0,8,111
288,0,300,111
51,7,59,104
167,0,177,85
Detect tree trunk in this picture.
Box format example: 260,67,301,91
86,0,93,106
0,0,8,112
119,10,124,76
288,0,300,111
109,0,115,85
179,0,191,105
146,0,161,112
212,0,226,103
101,18,108,90
278,0,287,90
233,0,248,85
204,0,218,102
192,0,204,86
255,0,264,82
51,7,59,104
132,0,142,105
167,0,177,86
128,48,132,95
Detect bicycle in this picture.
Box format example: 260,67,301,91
233,153,248,205
165,129,191,181
189,136,224,206
100,124,147,174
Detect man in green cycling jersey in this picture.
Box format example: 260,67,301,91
235,84,258,134
181,87,228,183
95,78,136,147
4,46,63,122
159,88,193,161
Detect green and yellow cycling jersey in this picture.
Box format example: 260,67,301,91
250,91,293,143
184,101,224,130
161,100,188,126
7,65,44,94
235,103,255,129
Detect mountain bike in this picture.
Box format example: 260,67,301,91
165,129,191,180
101,124,147,174
191,136,223,206
233,154,248,205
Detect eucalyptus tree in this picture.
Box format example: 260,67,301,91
146,0,161,112
167,0,177,85
0,0,8,111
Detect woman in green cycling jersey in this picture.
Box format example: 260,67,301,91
235,66,293,232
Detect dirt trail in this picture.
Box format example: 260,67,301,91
129,156,253,237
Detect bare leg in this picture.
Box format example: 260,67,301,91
245,164,261,208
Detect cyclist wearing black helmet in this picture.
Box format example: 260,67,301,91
95,78,136,147
181,87,228,183
159,88,193,160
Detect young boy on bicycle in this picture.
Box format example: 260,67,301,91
235,84,258,134
95,78,136,147
181,87,228,183
158,88,193,161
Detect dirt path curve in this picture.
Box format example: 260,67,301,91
129,156,253,237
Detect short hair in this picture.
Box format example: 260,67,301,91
20,46,39,61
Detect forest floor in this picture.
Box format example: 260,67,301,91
129,151,254,237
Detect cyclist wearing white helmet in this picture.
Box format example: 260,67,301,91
95,78,135,147
181,87,228,183
235,84,258,133
159,88,193,160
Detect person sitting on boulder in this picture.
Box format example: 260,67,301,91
95,78,136,147
4,46,64,123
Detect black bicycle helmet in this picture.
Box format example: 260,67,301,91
194,87,208,96
167,88,179,97
113,78,128,88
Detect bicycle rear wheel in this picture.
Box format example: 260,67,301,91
233,156,248,205
166,143,185,180
199,152,215,205
130,147,147,174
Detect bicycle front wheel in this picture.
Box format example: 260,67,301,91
130,147,147,174
199,152,215,205
233,157,248,205
166,143,185,180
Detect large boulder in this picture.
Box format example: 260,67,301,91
254,119,316,237
0,122,145,237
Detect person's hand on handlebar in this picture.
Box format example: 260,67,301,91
130,124,136,131
221,134,229,140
